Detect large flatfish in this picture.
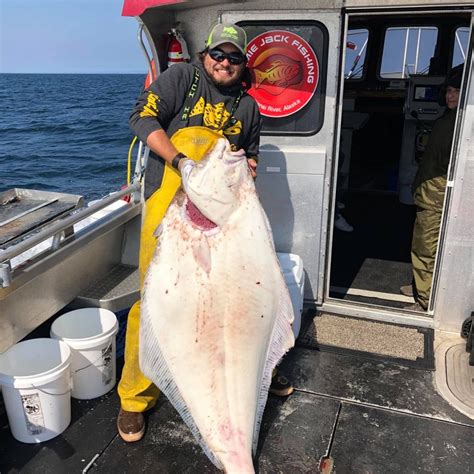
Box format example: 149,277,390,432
140,137,295,473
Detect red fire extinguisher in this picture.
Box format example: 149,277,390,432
167,27,190,68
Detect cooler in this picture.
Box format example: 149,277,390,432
277,252,305,338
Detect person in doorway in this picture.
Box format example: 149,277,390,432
401,64,463,311
117,22,293,443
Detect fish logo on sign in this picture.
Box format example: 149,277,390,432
246,30,319,118
253,56,303,93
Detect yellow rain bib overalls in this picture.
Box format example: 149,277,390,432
118,127,223,412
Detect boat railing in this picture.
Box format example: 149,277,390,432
0,182,141,288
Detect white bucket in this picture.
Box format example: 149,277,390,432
0,338,72,443
50,308,118,400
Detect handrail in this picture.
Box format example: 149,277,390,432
0,183,141,265
138,23,156,84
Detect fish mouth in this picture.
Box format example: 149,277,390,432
185,198,218,231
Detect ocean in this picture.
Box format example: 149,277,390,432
0,73,146,201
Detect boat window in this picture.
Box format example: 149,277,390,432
345,29,369,80
452,27,469,67
240,21,328,135
380,26,438,79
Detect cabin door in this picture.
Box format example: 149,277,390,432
325,9,472,324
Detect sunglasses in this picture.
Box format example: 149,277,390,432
208,48,247,65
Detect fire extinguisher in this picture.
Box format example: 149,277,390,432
167,27,190,68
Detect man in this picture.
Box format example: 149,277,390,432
117,23,292,444
402,64,463,311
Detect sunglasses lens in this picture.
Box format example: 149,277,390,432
209,49,226,62
228,53,245,65
209,49,245,65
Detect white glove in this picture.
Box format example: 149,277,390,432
179,158,195,194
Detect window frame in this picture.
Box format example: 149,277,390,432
378,25,439,81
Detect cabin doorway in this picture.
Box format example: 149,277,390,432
326,10,471,316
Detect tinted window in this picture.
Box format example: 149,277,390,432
380,27,438,79
452,27,469,67
345,29,369,80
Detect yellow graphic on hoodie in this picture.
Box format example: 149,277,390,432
140,92,160,118
189,97,242,135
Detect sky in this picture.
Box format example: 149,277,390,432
0,0,146,73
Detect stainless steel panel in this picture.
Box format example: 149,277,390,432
435,23,474,332
174,1,342,56
72,264,139,313
320,301,434,328
0,205,141,353
260,146,326,175
257,171,326,301
0,188,83,247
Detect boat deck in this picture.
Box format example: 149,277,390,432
1,318,473,474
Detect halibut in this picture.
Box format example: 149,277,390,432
140,138,294,473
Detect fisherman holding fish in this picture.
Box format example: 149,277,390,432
117,22,293,444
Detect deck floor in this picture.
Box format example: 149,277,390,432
1,344,473,473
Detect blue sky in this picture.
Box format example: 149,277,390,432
1,0,146,73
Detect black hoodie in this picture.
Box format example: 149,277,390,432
129,62,262,198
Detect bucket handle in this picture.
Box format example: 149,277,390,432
74,340,113,374
27,376,74,397
21,339,113,395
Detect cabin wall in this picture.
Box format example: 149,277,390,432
173,1,342,58
435,49,474,332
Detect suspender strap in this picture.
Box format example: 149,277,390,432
219,89,244,131
180,67,201,124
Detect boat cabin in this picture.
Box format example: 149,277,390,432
1,0,473,471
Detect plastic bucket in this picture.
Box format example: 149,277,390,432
0,338,72,443
50,308,118,400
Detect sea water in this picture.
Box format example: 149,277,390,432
0,73,145,201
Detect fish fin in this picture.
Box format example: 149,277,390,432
251,280,295,455
192,236,212,273
254,70,265,88
139,301,224,470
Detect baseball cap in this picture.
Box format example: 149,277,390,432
205,23,247,55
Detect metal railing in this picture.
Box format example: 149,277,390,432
0,183,141,288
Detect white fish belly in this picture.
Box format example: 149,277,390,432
140,189,294,472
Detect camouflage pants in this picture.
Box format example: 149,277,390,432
411,207,442,310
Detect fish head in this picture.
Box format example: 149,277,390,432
184,138,250,227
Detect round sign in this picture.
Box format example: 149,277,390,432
246,30,319,118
